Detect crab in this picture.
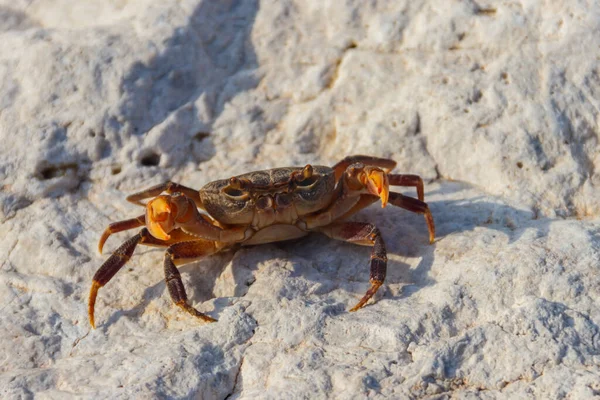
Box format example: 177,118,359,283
89,155,435,328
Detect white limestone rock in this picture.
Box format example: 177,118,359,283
1,0,599,398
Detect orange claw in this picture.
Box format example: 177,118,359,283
364,168,389,208
146,195,175,240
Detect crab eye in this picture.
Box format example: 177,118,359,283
296,175,319,187
223,187,245,197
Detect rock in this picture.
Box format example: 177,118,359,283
1,0,599,398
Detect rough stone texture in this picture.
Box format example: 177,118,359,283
1,0,600,398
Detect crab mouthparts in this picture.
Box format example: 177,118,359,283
365,170,389,207
146,196,175,240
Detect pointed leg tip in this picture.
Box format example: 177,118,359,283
198,314,217,323
88,281,101,330
198,311,218,323
349,299,367,312
125,196,141,206
98,231,111,254
429,228,436,244
88,306,97,329
178,301,218,324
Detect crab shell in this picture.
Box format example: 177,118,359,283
200,166,335,235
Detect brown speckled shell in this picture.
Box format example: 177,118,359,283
199,166,335,225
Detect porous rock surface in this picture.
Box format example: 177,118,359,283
1,0,600,398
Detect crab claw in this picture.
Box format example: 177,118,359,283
364,168,389,208
146,195,175,240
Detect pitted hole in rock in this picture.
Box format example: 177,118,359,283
194,131,210,141
111,164,122,175
140,152,160,167
37,163,78,180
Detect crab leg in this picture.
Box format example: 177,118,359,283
388,174,425,201
336,192,435,244
388,192,435,244
89,228,207,328
98,215,145,254
332,155,397,181
89,229,151,328
164,240,221,323
317,222,387,311
126,181,203,208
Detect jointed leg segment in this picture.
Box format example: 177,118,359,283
164,240,220,323
89,228,152,328
98,215,145,254
317,222,387,311
388,192,435,244
388,174,425,201
336,192,435,244
89,228,221,328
